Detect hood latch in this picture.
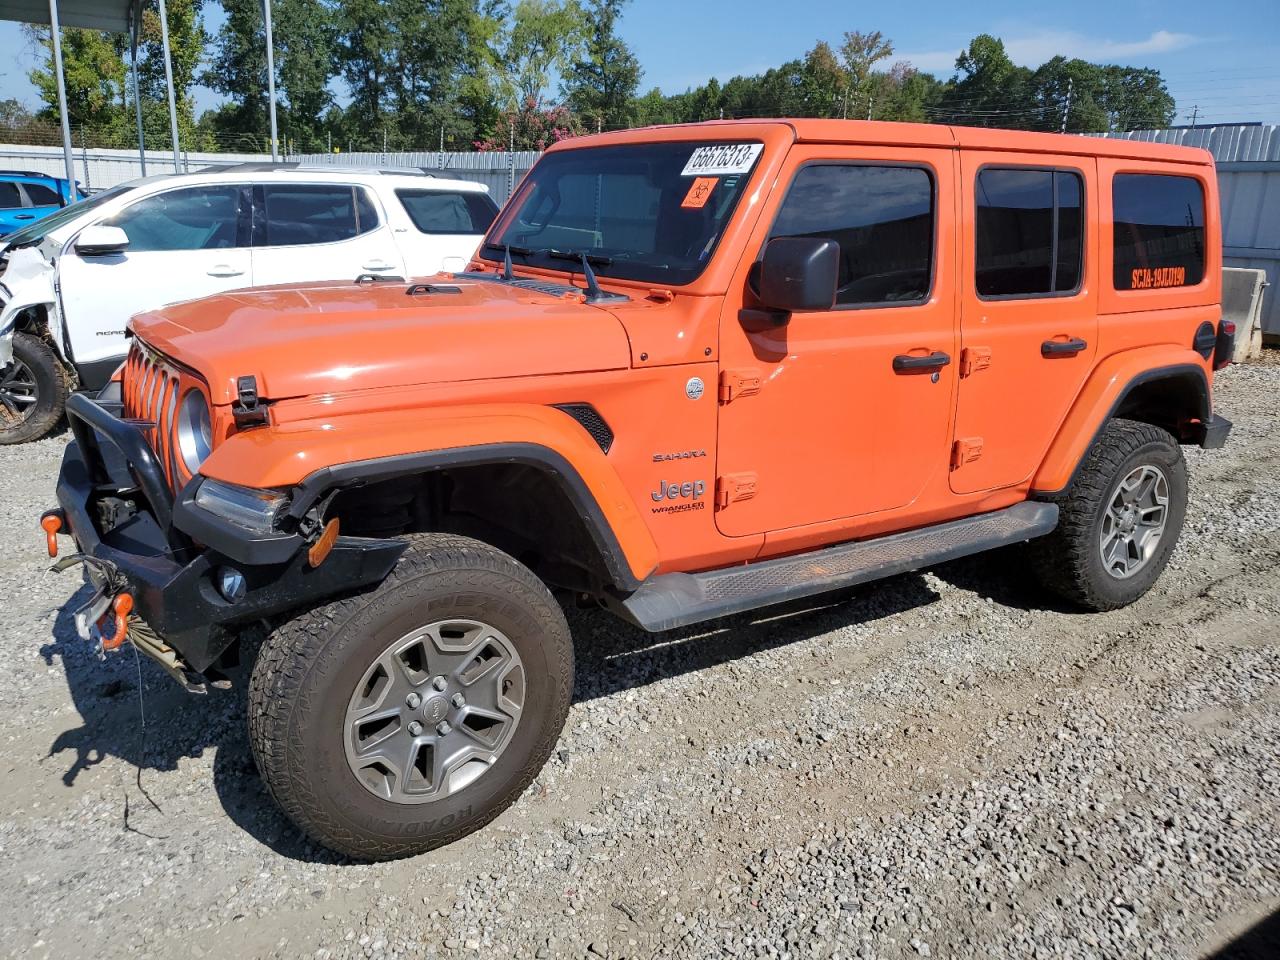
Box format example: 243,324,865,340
232,375,269,430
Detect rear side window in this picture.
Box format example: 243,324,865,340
107,186,244,252
1112,174,1205,290
769,164,935,306
975,168,1083,298
23,182,61,206
0,182,21,209
397,189,497,235
258,184,379,247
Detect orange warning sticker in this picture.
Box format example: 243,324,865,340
681,177,718,209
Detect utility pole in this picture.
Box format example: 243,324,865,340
1189,105,1199,128
866,96,873,121
1059,77,1074,134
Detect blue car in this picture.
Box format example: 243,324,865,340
0,170,88,236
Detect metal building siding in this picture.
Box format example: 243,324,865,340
1104,125,1280,333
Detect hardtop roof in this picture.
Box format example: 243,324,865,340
556,118,1214,166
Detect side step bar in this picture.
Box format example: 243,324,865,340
616,501,1059,633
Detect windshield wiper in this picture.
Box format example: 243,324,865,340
482,242,533,257
547,249,614,267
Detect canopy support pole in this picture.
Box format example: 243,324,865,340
46,0,76,192
262,0,279,161
130,1,145,175
156,0,182,171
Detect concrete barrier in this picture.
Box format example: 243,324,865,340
1222,267,1268,360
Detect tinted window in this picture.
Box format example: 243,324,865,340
106,186,243,252
487,141,762,286
975,168,1083,297
1113,174,1205,290
259,184,379,246
0,183,21,209
23,182,61,206
397,189,496,235
769,164,934,306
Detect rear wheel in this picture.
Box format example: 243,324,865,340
248,533,573,860
1030,418,1187,611
0,332,67,444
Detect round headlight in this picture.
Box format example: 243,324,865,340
175,389,212,474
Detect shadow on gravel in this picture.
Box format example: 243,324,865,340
40,579,335,863
1203,907,1280,959
568,571,942,703
41,563,947,863
928,544,1078,614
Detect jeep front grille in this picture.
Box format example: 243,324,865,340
122,342,194,491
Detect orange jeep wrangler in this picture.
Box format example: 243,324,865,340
44,120,1234,860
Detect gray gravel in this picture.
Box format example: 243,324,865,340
1,357,1278,959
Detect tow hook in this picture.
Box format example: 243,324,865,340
39,508,65,557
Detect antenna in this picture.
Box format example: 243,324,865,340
502,244,514,281
580,253,604,302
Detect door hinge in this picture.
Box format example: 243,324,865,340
951,437,984,470
719,368,762,404
716,472,758,508
960,346,992,378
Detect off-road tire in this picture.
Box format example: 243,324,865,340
1030,418,1187,611
0,332,68,444
248,533,573,861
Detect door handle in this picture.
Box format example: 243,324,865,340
893,351,951,373
361,260,394,271
1041,337,1087,357
14,214,34,220
207,265,245,278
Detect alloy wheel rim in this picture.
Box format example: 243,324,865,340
1098,464,1169,579
0,358,37,425
343,618,526,804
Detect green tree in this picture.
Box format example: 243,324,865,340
499,0,587,108
138,0,207,147
25,25,128,132
936,34,1034,127
838,30,893,119
562,0,641,131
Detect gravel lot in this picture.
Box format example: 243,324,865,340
1,357,1277,960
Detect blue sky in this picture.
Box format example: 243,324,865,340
1,0,1277,126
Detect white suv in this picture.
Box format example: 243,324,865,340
0,165,497,442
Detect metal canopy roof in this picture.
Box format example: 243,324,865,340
0,0,140,32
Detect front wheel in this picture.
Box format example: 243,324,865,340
0,332,68,444
1029,418,1188,611
248,534,573,860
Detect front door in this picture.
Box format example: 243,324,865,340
951,153,1098,494
57,183,253,368
715,146,959,538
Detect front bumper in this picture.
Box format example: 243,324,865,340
55,393,405,673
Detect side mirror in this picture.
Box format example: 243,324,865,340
757,236,839,313
74,225,130,257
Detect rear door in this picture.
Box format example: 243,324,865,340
57,183,253,369
715,145,959,538
249,182,407,285
0,181,31,235
951,152,1098,494
19,180,65,223
392,187,498,275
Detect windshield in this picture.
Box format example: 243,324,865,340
0,182,140,249
483,140,764,286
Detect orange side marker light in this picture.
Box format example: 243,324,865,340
101,593,134,652
40,512,63,558
308,517,340,569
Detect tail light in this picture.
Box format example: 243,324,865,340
1214,320,1237,371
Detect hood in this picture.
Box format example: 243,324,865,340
130,276,634,405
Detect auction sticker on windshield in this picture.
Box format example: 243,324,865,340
681,143,763,177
